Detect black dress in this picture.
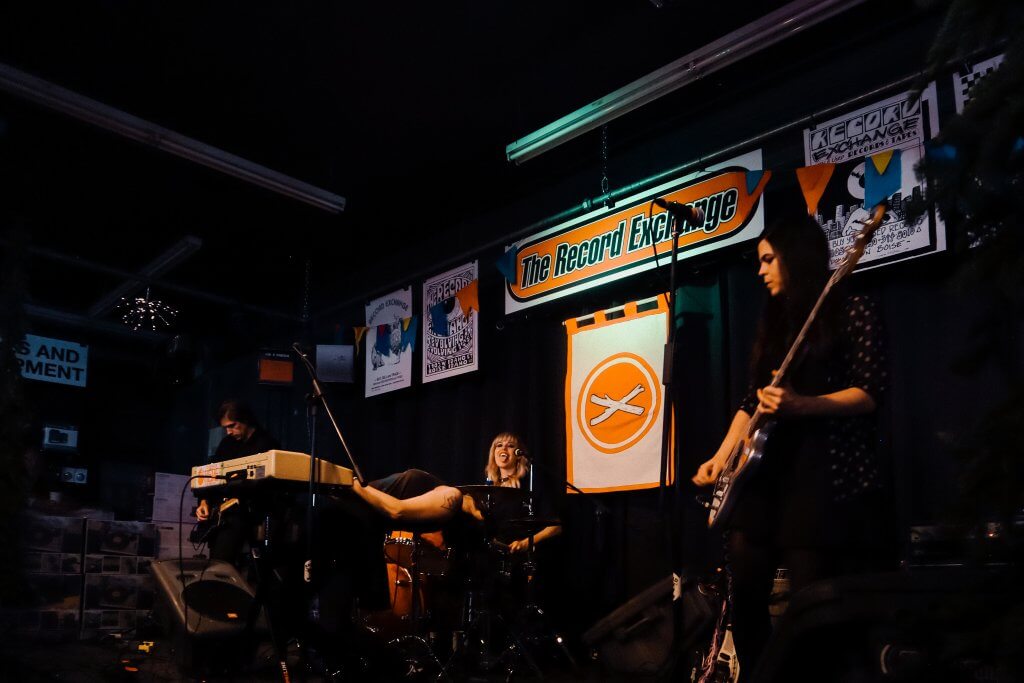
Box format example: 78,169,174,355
730,293,888,552
725,293,889,683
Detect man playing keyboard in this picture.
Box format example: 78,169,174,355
195,399,280,564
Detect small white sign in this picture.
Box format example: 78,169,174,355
16,334,88,387
316,344,355,383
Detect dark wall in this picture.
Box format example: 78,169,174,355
294,3,1014,631
14,1,1016,641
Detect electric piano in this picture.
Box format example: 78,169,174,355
192,449,354,492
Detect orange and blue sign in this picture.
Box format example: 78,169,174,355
506,150,769,312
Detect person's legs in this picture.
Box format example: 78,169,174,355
354,478,463,523
727,530,776,683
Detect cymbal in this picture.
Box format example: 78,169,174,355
500,517,561,534
457,485,527,500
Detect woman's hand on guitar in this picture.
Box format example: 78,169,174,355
692,457,724,486
195,499,210,521
509,538,531,553
757,385,806,415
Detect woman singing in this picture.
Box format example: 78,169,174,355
481,432,561,552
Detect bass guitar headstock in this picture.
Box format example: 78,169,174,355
834,201,887,276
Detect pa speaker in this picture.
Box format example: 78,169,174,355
151,559,265,675
582,574,719,676
150,558,259,638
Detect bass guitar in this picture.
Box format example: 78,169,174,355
188,496,239,544
705,202,887,530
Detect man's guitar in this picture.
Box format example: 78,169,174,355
705,203,887,530
189,496,239,544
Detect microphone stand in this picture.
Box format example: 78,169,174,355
657,210,685,666
659,216,680,505
524,456,609,555
292,343,368,586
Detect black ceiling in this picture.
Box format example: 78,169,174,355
1,1,797,344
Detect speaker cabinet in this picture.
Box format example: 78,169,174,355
150,559,264,675
756,568,1015,683
582,574,719,676
151,558,259,637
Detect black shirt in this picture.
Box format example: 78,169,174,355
738,293,887,501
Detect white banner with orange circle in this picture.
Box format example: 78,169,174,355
565,295,673,493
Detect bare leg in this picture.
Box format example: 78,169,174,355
353,479,463,524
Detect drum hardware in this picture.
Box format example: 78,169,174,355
511,512,579,675
441,566,542,680
381,529,452,680
456,484,528,519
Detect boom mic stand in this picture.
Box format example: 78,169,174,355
526,456,609,556
652,203,707,679
291,342,368,588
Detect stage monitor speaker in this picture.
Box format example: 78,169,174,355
150,558,263,638
582,574,719,676
151,559,266,675
756,568,1014,683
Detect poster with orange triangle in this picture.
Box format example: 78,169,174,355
564,295,674,493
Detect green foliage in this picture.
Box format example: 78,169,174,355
905,3,1024,679
908,0,1024,519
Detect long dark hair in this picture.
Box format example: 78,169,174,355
749,213,836,385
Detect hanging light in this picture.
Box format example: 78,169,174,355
118,287,178,331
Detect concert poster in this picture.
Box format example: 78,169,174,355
364,287,413,397
802,84,944,270
422,261,478,383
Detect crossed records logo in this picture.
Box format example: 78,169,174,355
576,352,661,454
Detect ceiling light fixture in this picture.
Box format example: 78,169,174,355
118,288,178,332
506,0,867,165
0,63,346,213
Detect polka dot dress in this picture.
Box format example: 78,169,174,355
828,294,887,501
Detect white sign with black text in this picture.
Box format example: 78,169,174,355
16,334,89,387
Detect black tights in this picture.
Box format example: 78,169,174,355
727,531,834,682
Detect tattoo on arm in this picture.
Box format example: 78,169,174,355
441,492,460,511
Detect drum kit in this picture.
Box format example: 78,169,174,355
362,484,573,679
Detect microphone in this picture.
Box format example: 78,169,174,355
654,198,705,225
514,448,524,457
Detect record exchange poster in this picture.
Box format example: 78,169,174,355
365,287,413,397
802,84,945,270
423,261,478,383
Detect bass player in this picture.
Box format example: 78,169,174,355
692,212,890,681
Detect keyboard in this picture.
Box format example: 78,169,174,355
192,450,353,491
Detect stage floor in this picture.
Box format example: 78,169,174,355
0,630,637,682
